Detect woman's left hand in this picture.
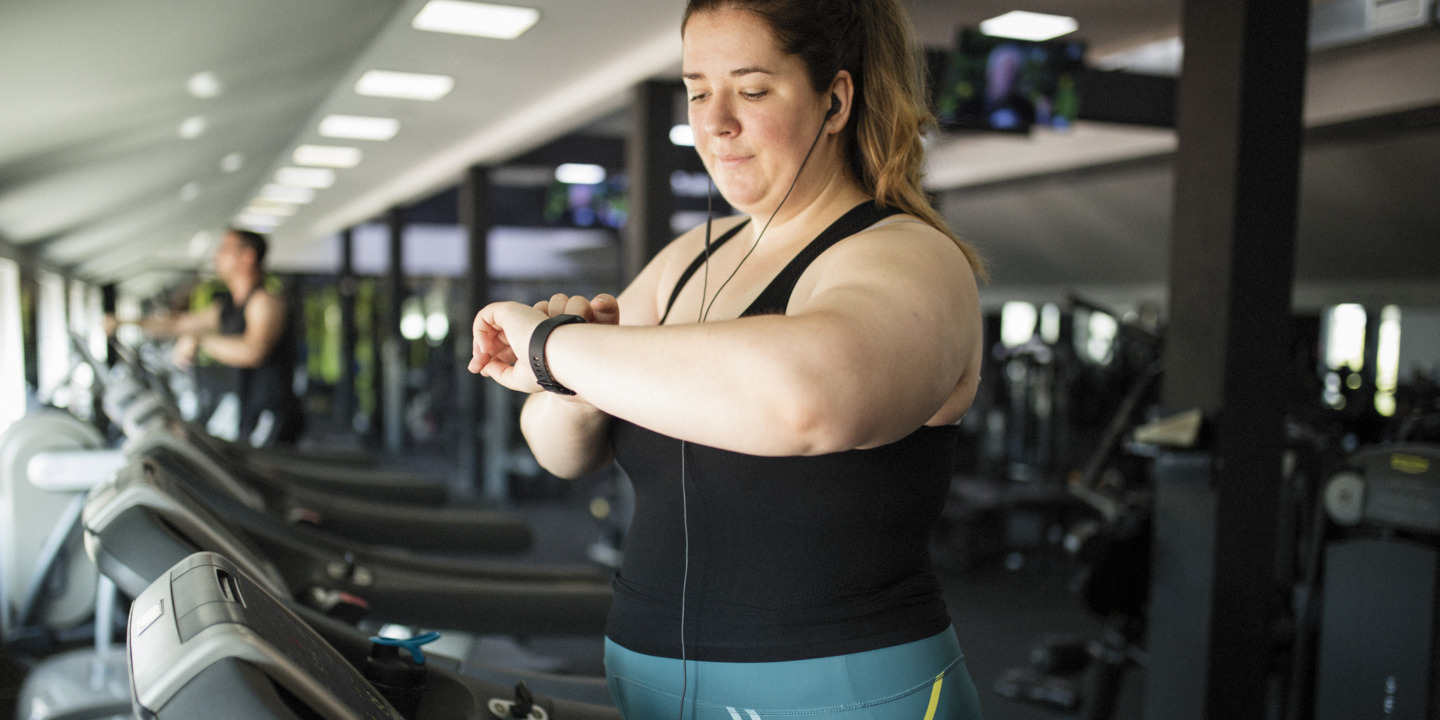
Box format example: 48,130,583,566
468,301,547,393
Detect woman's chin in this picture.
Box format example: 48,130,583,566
712,183,764,212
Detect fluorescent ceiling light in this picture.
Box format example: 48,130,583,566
319,114,401,141
355,70,455,100
275,167,336,189
243,204,297,217
260,184,316,204
293,144,362,168
236,213,284,230
555,163,606,185
246,198,300,216
979,11,1079,41
412,0,540,39
669,124,695,147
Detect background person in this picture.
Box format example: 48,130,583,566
116,228,304,447
471,0,986,716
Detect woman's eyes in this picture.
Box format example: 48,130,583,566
687,90,769,102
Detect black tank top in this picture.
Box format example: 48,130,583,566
216,288,303,446
607,202,958,662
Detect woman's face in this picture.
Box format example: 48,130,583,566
682,8,828,214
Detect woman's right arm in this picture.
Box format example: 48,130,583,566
520,388,615,479
516,229,687,478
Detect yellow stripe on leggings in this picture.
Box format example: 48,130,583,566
922,672,944,720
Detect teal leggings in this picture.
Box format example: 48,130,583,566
603,627,983,719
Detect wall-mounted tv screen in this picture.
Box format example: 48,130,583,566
935,28,1086,133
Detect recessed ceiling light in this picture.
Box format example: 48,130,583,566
412,0,540,39
220,152,245,173
355,70,455,100
979,11,1079,41
293,144,363,168
187,72,223,98
179,182,201,202
555,163,606,185
260,184,316,204
669,124,695,147
188,231,214,258
179,116,207,139
275,167,336,189
318,114,400,141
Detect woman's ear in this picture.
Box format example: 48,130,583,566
826,70,855,130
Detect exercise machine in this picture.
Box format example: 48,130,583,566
128,552,620,719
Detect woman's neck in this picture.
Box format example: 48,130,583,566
742,171,870,246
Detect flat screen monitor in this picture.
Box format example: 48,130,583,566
935,28,1086,133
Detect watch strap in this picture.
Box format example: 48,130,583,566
528,314,586,395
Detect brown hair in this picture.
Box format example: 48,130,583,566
227,228,269,267
682,0,986,277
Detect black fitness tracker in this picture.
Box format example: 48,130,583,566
529,314,586,395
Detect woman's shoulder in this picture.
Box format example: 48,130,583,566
846,212,967,260
799,213,977,296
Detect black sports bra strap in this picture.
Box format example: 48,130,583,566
741,202,903,318
659,219,751,325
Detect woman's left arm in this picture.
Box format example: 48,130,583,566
472,222,980,456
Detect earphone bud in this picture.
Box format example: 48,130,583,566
826,93,841,119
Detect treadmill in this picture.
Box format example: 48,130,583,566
84,454,617,705
84,455,614,637
90,351,535,557
128,552,621,719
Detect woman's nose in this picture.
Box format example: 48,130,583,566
699,97,737,138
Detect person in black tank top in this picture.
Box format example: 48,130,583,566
130,229,305,447
211,286,305,447
469,1,987,716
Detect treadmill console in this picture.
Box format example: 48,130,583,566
128,551,402,720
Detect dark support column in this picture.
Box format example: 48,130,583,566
1361,304,1381,416
383,207,407,454
624,80,681,282
100,284,117,366
97,283,117,430
336,228,357,428
457,166,493,502
1147,1,1310,719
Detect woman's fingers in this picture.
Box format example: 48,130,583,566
591,294,620,325
564,294,594,319
470,301,544,393
542,293,613,323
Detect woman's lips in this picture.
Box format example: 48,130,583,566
715,153,750,169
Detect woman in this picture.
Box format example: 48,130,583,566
471,0,985,716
